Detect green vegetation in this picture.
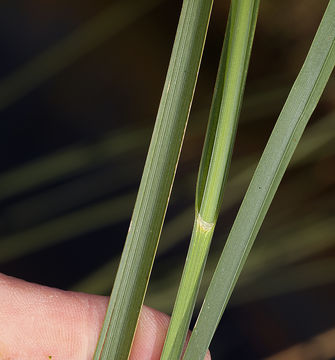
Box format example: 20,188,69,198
93,1,214,358
0,0,334,359
161,2,260,358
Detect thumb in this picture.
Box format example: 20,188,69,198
0,273,211,360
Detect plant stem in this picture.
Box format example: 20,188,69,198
160,1,260,359
160,215,214,360
183,1,335,358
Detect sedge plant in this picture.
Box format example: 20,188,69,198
0,1,333,358
94,0,335,359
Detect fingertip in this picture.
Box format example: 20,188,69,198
130,305,212,360
0,273,212,360
129,305,170,360
205,349,212,360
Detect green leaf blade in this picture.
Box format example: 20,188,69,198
184,1,335,359
93,0,214,359
0,0,163,111
160,215,214,360
198,0,260,223
160,1,260,359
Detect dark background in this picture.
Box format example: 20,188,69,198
0,1,334,359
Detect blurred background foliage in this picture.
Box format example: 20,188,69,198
0,0,334,358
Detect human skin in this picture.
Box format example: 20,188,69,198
0,273,211,360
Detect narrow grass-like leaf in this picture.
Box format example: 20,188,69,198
196,1,260,222
0,82,287,201
236,256,335,305
93,1,213,359
160,2,260,359
71,106,334,296
0,0,163,110
0,127,148,201
0,192,135,263
2,106,331,265
184,2,335,359
71,207,194,294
